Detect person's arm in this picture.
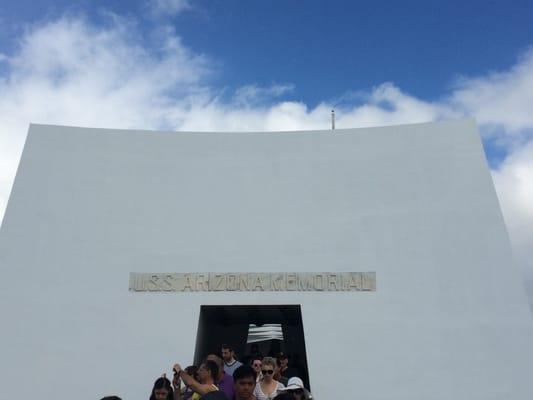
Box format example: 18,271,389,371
173,364,214,396
172,372,182,400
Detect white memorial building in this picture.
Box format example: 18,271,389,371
1,119,533,399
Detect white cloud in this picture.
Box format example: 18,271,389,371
0,15,209,221
443,50,533,304
334,82,452,128
492,139,533,297
0,14,532,309
233,83,295,107
449,49,533,134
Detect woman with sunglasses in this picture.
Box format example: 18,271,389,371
253,357,285,400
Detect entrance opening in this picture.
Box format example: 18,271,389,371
194,305,311,389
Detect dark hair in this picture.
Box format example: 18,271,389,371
274,393,295,400
185,365,199,381
221,344,233,352
206,353,224,370
100,397,122,400
233,365,257,382
149,376,173,400
203,360,219,380
200,392,231,400
250,356,262,365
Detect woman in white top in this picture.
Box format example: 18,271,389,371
253,357,285,400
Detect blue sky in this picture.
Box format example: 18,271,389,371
0,1,532,300
2,0,533,105
0,0,530,167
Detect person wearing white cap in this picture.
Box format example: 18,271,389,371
275,377,312,400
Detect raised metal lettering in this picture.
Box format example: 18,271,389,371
129,272,376,292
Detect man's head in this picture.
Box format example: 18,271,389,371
206,354,224,379
277,352,289,368
250,357,262,374
273,361,281,379
221,344,235,362
198,360,219,384
185,365,199,381
233,365,257,400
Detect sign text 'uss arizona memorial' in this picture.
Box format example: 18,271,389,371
129,272,376,292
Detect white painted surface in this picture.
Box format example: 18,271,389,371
1,119,533,399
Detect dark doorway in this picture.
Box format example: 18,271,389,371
194,305,311,389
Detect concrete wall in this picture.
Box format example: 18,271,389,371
1,120,533,399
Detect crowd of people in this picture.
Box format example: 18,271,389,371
100,344,313,400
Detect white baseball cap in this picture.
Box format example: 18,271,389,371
278,377,312,398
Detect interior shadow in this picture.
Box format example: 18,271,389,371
194,304,311,389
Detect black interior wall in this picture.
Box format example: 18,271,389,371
194,305,310,389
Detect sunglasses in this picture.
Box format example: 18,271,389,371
261,369,274,375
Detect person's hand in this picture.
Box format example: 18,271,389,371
173,363,182,375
